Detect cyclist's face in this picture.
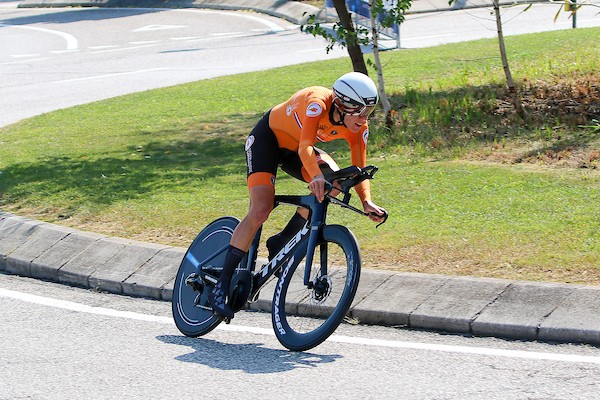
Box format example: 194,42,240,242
343,113,368,133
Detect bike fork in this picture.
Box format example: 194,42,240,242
303,205,326,286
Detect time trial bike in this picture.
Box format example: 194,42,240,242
172,165,387,351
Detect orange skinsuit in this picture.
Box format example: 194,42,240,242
268,86,372,203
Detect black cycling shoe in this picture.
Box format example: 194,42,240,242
208,281,234,321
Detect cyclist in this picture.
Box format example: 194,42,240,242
209,72,387,319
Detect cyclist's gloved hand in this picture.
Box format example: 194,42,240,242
309,174,326,203
363,200,387,223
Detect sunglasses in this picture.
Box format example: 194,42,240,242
346,105,376,117
336,97,377,117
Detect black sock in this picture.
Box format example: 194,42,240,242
219,245,245,294
279,212,308,238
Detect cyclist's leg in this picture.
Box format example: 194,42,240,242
209,183,274,319
231,183,275,250
209,112,279,319
266,210,307,260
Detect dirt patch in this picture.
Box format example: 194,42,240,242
520,74,600,124
472,74,600,169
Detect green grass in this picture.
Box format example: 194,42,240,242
1,27,599,284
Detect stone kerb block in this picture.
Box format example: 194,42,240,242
122,246,185,299
472,281,576,340
162,277,175,301
31,230,106,281
538,286,600,345
4,223,75,276
0,215,17,242
350,269,394,308
88,239,168,295
0,216,43,271
409,276,512,334
58,237,129,287
351,272,449,326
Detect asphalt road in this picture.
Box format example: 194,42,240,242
0,4,347,126
3,272,600,399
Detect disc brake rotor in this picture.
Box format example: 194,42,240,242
311,275,333,304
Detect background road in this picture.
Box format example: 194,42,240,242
0,4,347,126
2,2,600,126
3,272,600,399
399,2,600,48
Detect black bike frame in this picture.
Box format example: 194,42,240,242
249,194,328,292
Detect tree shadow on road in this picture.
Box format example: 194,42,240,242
157,334,342,374
0,5,163,25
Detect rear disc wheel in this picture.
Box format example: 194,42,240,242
172,216,239,337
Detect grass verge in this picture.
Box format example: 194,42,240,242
1,27,599,284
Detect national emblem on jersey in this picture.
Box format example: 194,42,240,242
306,102,323,117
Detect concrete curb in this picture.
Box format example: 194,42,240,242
17,0,328,25
2,210,600,346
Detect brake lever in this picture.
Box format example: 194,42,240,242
371,210,389,229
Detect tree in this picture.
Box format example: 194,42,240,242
369,0,412,125
332,0,368,74
302,1,369,74
490,0,524,116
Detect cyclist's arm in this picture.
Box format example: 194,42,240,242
298,108,331,201
349,128,372,203
297,104,325,180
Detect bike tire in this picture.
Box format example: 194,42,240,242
271,224,361,351
172,216,239,337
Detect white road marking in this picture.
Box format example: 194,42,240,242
10,54,41,58
0,57,52,65
88,44,158,54
210,31,245,36
2,287,600,364
133,24,186,32
0,1,22,8
50,50,80,54
88,45,121,50
0,23,78,50
170,36,203,41
172,8,285,32
129,40,161,45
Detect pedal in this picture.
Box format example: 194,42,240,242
185,273,203,292
212,312,232,324
229,270,253,312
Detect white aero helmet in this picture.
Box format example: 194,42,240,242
332,72,379,117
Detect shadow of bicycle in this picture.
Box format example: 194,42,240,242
157,334,342,374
